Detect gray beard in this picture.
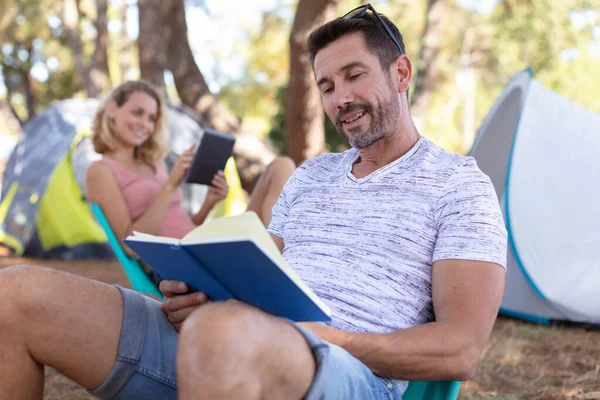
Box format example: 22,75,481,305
342,124,383,149
339,94,401,149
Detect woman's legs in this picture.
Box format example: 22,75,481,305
246,156,296,226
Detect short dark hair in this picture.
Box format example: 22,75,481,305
307,11,405,71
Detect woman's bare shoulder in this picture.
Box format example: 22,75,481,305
86,159,115,180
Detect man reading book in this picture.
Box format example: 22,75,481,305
0,4,506,400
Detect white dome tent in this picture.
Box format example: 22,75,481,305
469,68,600,325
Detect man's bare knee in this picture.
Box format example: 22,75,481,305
0,264,118,337
177,301,315,399
0,264,123,390
177,302,263,397
0,265,55,318
1,263,46,284
179,301,264,364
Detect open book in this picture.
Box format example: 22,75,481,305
123,212,332,322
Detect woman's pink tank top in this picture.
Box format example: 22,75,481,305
101,158,196,239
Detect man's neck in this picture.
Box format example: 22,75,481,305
352,122,421,178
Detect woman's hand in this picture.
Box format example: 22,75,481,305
160,280,210,332
204,171,229,206
166,144,196,191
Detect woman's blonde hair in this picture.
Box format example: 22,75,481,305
92,80,169,164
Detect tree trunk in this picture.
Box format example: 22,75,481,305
0,99,22,133
118,1,134,83
3,71,21,122
459,28,475,153
63,0,93,96
138,0,166,90
21,64,35,121
286,0,340,165
161,0,275,192
409,0,448,132
89,0,111,97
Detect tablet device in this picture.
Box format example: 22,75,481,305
185,128,236,186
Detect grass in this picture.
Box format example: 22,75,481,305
460,317,600,400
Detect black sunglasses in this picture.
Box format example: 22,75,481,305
342,3,404,56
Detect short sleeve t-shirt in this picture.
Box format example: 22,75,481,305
268,138,507,334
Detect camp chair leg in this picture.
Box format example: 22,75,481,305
403,380,461,400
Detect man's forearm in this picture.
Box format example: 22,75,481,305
344,321,479,381
304,321,479,381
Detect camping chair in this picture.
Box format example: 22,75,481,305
90,203,163,300
404,380,461,400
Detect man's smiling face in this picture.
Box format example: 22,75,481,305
314,32,401,149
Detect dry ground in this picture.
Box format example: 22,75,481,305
0,255,598,400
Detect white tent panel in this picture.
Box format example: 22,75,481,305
507,81,600,321
469,69,531,200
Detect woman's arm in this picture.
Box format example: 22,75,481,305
191,171,229,225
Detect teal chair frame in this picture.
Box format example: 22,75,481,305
404,380,461,400
91,203,163,300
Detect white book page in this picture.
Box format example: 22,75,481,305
126,231,180,245
182,212,261,242
182,212,332,317
182,212,285,265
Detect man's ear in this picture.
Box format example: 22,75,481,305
393,55,412,95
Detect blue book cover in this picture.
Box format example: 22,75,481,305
123,240,235,301
124,212,332,322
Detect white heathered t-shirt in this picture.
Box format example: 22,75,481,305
268,137,507,334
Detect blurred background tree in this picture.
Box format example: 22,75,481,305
1,0,599,179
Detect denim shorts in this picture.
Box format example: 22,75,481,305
89,286,404,399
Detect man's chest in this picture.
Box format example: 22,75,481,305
283,182,439,258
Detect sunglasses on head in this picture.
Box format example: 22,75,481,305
342,3,404,56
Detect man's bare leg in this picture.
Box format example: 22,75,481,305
177,301,316,400
0,265,124,399
246,156,296,226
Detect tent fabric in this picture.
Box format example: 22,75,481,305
0,100,94,256
470,68,600,325
507,80,600,320
0,182,22,254
36,132,107,253
208,157,247,220
0,98,246,259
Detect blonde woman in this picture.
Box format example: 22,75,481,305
86,80,294,243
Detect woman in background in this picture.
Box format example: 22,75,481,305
86,80,294,244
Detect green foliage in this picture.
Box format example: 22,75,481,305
266,0,600,156
539,50,600,113
1,0,598,148
268,84,350,155
267,85,287,154
419,0,600,153
217,7,292,139
0,0,83,120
